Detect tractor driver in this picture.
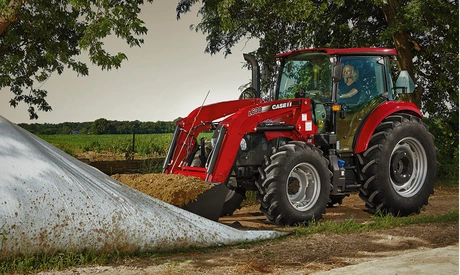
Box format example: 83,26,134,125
338,65,360,104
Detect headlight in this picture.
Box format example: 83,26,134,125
240,138,248,151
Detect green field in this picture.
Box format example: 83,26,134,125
39,134,173,158
38,133,213,158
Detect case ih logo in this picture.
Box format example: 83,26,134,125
271,102,292,110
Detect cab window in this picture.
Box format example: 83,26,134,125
277,53,332,104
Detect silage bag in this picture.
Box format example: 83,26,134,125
0,116,281,258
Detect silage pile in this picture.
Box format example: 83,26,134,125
0,115,284,259
111,173,212,207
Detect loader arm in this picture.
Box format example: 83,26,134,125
203,98,317,184
164,98,264,175
164,98,318,185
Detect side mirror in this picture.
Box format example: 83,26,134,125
394,70,415,94
332,61,343,83
243,54,261,98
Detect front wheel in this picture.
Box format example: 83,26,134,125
258,142,332,226
358,114,437,215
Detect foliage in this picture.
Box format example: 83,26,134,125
0,248,131,274
38,131,214,159
19,118,177,135
176,0,459,180
0,0,153,119
38,133,175,157
435,179,460,188
91,118,111,134
295,210,459,235
424,116,459,180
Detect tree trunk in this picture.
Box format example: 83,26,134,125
0,0,23,36
381,0,421,107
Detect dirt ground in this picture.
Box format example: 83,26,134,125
39,185,459,275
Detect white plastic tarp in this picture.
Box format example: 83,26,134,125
0,116,281,259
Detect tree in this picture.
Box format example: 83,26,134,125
176,0,458,179
0,0,153,119
91,118,109,135
177,0,456,103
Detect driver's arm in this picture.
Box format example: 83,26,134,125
339,88,358,99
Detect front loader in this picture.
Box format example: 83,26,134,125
163,48,437,226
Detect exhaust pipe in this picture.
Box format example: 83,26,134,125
243,53,260,98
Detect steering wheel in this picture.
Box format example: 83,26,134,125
239,87,258,99
294,88,307,98
308,89,331,101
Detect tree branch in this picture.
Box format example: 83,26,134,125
0,0,25,35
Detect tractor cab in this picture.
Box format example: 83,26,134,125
271,48,409,152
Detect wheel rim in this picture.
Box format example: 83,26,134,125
286,163,321,211
389,137,427,197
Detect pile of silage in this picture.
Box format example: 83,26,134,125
0,115,282,259
111,173,212,207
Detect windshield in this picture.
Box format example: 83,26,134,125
277,53,332,103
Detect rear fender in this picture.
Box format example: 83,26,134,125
354,101,422,154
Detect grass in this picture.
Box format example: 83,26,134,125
38,133,214,159
295,209,459,235
0,249,136,274
39,133,174,158
435,178,459,188
1,210,457,274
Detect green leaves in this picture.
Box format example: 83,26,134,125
1,0,153,119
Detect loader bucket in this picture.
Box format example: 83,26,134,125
181,184,230,221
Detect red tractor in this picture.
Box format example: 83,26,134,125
163,48,437,226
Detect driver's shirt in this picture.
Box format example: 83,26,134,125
338,81,361,105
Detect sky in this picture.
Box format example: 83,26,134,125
0,1,259,124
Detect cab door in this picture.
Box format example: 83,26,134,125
336,56,388,152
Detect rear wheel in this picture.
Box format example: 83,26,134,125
358,114,437,215
258,142,331,226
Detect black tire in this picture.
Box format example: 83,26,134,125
327,194,348,207
358,113,437,215
258,141,332,226
220,188,246,216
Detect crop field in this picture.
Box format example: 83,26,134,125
39,133,214,159
39,133,172,157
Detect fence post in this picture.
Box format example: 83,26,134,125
132,129,136,154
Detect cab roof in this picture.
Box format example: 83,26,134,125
276,48,397,58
